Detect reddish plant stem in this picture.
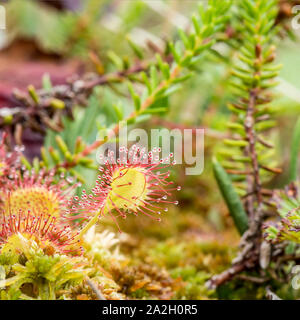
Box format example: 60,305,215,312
207,263,248,289
56,64,183,170
245,89,263,207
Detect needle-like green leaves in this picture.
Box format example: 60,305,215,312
289,118,300,182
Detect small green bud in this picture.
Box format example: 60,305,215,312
50,99,65,109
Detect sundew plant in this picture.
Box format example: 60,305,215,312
0,0,299,301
